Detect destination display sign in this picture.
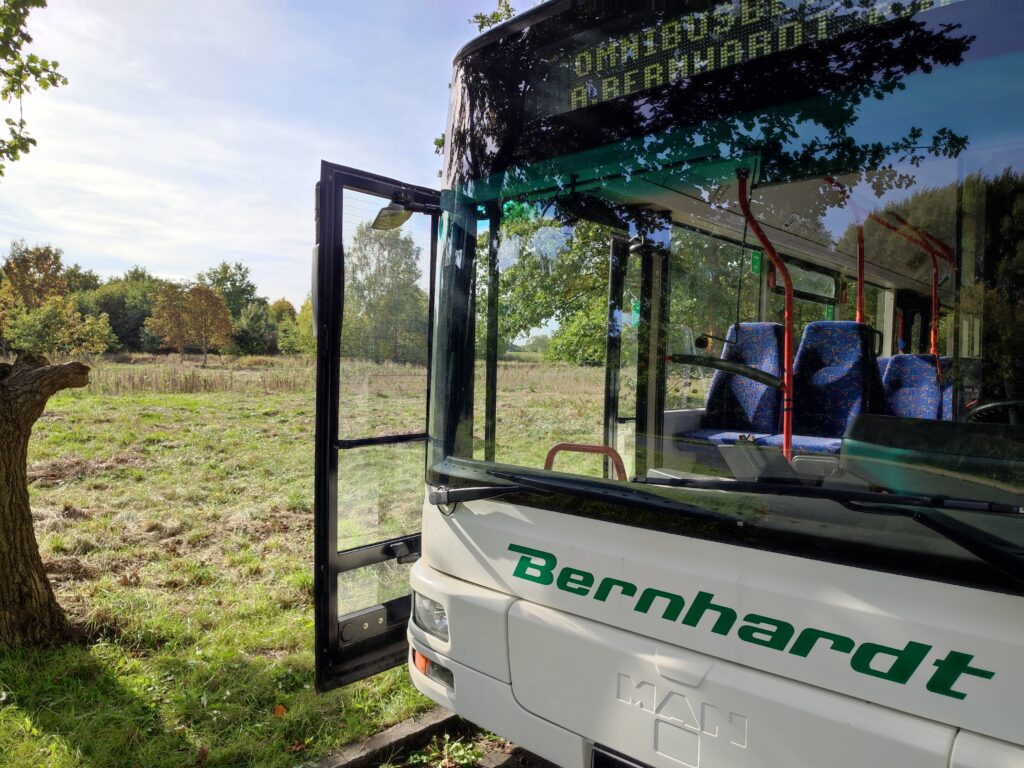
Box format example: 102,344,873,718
546,0,963,116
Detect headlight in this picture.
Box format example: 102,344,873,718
413,592,449,641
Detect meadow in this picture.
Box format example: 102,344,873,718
1,353,614,768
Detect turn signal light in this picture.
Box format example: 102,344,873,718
411,649,454,690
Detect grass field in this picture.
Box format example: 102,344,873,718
1,353,614,768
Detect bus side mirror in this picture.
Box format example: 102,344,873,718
372,202,414,231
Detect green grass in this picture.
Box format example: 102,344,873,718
3,352,641,767
6,357,434,768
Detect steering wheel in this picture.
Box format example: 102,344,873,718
965,399,1024,424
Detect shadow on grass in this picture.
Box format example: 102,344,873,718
0,643,199,768
0,638,422,768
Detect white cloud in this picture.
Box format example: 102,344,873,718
0,0,470,304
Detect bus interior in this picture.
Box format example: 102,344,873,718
465,151,1023,509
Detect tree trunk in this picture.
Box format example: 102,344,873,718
0,354,90,645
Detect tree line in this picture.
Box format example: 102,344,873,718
0,224,432,366
0,240,316,362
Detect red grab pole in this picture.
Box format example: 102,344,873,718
867,213,944,357
881,212,951,365
736,168,793,462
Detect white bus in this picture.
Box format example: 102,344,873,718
312,1,1024,765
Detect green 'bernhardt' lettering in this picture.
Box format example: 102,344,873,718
789,627,855,657
926,651,995,699
505,543,995,700
737,614,794,650
682,591,737,635
635,588,686,621
850,641,931,684
508,544,556,585
557,567,594,596
594,577,637,601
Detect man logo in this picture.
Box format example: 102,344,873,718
616,673,747,767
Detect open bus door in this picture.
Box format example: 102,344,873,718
313,162,439,691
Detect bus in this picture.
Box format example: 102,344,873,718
312,1,1024,765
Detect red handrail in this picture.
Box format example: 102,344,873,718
544,443,628,481
736,168,794,462
824,176,951,363
867,213,945,357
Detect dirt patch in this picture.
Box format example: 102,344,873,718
59,504,93,520
43,556,99,582
28,453,144,487
33,504,97,533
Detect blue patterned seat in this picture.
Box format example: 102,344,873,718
883,354,940,420
677,323,783,446
760,321,882,455
877,356,892,380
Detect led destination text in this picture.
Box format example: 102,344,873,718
558,0,962,113
508,543,995,700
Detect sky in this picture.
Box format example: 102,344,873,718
0,0,519,306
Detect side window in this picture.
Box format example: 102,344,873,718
768,259,838,340
910,312,923,354
666,229,759,409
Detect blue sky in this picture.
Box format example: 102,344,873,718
0,0,520,306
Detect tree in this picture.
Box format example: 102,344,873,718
0,239,65,309
0,353,89,644
184,284,232,366
469,0,514,32
5,295,113,356
77,267,169,352
145,283,189,359
146,283,232,365
196,261,259,319
342,222,428,365
0,0,67,177
61,263,100,293
278,297,315,355
268,297,296,325
232,300,276,355
0,239,66,355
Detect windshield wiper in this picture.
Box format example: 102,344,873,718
853,502,1024,585
428,483,546,505
633,476,1021,515
637,476,1024,584
484,469,738,524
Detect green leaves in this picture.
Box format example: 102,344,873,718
5,295,114,356
0,0,67,176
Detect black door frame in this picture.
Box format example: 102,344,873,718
314,161,439,691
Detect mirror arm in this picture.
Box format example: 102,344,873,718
665,354,782,390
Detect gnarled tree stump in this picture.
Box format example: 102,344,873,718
0,353,89,645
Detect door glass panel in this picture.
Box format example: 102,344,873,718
336,188,431,551
337,560,412,617
339,188,432,438
336,424,425,552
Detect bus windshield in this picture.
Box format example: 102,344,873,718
429,0,1024,591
